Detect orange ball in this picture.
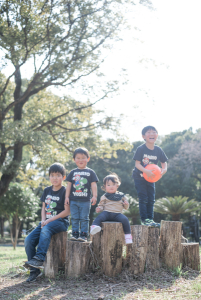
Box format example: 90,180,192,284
143,164,161,183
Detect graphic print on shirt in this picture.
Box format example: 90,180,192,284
45,196,57,219
73,174,88,196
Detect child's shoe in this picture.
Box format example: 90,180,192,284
90,225,101,235
25,258,44,269
141,219,154,227
78,232,88,242
148,219,160,228
70,231,79,241
125,234,133,244
26,269,42,282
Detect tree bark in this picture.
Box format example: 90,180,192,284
65,241,91,277
44,231,67,278
160,221,182,269
101,222,124,277
91,230,102,269
0,217,4,238
181,243,200,270
126,225,148,274
146,227,160,270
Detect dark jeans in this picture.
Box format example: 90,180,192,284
134,179,155,221
92,211,131,234
70,200,91,234
25,218,69,272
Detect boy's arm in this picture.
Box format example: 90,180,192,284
135,160,156,180
91,182,97,206
65,182,72,205
161,162,167,176
43,203,70,226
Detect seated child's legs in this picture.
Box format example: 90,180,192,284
78,201,91,235
134,179,149,221
114,213,131,234
92,211,110,227
70,200,81,234
25,224,42,272
146,182,155,220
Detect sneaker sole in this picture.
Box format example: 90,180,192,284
26,263,44,270
90,227,101,235
77,237,87,242
70,237,78,241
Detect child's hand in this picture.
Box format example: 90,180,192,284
96,207,101,213
160,169,167,177
65,197,69,206
91,196,97,206
41,220,46,228
144,169,155,180
124,200,129,206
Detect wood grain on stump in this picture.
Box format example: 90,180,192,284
65,241,91,277
160,221,182,269
181,243,200,270
126,225,148,274
44,231,67,278
146,227,160,270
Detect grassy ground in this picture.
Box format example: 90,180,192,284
0,246,201,300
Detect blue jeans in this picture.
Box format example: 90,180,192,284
92,211,131,234
25,218,69,272
70,200,91,234
134,179,155,221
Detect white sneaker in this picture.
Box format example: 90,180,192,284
90,225,101,235
125,234,133,244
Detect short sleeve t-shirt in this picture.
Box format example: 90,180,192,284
132,144,168,180
66,167,99,201
40,186,68,220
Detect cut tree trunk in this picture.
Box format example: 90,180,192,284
146,227,160,270
126,225,148,274
65,241,91,277
91,230,102,269
181,243,200,270
44,232,67,278
101,222,124,277
160,221,182,269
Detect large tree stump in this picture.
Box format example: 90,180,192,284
91,230,102,269
181,243,200,270
160,221,182,269
65,241,91,277
101,222,124,277
44,231,67,278
146,227,160,270
126,225,148,274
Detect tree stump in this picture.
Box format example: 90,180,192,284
101,222,124,277
146,227,160,270
44,231,67,278
160,221,182,269
126,225,148,274
91,230,102,269
181,243,200,270
65,241,91,277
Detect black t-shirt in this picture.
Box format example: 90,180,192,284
132,143,168,180
66,167,99,201
40,186,69,220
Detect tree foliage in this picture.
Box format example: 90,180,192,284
0,0,130,197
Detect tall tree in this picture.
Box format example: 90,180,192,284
0,0,130,197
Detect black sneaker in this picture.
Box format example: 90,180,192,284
26,269,42,282
78,232,88,242
70,231,79,241
25,258,44,269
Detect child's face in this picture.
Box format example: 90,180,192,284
74,153,90,169
105,180,119,194
49,172,64,188
142,129,158,144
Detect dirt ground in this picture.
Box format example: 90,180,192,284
0,266,200,300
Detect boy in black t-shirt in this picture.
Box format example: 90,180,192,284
132,126,168,227
24,163,70,282
65,147,98,241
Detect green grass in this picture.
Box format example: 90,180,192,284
0,246,27,275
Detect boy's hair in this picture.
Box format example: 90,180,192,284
142,126,158,136
102,173,121,191
49,163,66,176
73,147,90,159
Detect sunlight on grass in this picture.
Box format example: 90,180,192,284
0,246,27,276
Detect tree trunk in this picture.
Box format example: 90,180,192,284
91,230,102,269
160,221,182,269
44,232,67,278
181,243,200,270
146,227,160,270
126,225,148,274
0,217,4,238
65,241,91,278
101,222,124,277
